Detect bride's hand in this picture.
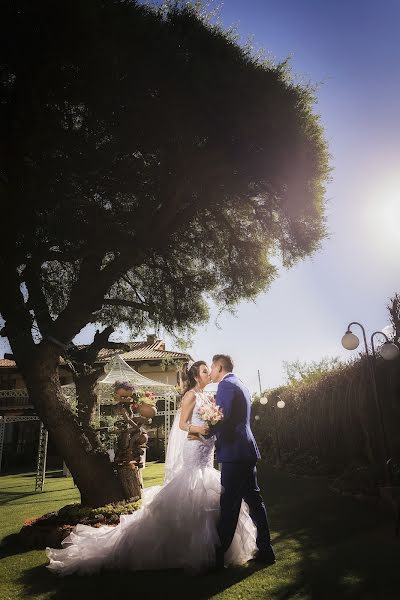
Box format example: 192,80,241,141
198,424,209,436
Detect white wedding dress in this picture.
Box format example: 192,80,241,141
46,391,257,575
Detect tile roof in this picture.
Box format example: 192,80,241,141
0,340,191,368
95,341,191,362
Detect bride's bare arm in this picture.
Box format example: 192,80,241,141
179,392,209,435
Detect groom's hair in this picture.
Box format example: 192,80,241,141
212,354,234,372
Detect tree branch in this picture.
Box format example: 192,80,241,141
50,253,132,344
24,260,54,336
103,298,152,312
66,327,130,368
121,274,147,305
0,257,36,364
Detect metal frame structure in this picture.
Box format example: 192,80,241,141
0,387,32,407
35,422,49,491
0,389,31,397
0,414,48,491
150,393,177,449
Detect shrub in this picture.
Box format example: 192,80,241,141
24,498,141,529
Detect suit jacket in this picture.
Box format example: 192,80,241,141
211,373,260,463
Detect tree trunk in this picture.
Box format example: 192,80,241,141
73,365,142,500
0,260,140,507
116,464,142,501
22,342,128,507
75,370,103,450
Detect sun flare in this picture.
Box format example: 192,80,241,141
378,194,400,240
365,180,400,258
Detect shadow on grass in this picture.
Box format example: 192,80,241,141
0,532,34,559
1,470,63,477
0,490,36,505
0,482,40,489
2,471,37,477
0,488,76,506
257,463,400,600
10,464,400,600
20,562,263,600
9,496,78,508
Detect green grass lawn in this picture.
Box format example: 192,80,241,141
1,462,400,600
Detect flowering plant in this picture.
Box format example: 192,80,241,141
134,390,156,408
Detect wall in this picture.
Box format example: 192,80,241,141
134,364,179,387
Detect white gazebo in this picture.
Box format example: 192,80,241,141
95,354,178,444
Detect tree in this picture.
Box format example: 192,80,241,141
387,293,400,345
65,327,130,449
282,356,342,386
0,0,330,505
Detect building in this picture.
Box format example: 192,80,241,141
95,334,191,387
0,336,191,471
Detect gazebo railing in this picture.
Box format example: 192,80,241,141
0,388,33,409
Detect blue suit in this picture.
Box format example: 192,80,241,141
212,373,273,561
213,373,260,463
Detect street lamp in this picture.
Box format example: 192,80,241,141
341,331,360,350
341,321,399,484
342,325,399,360
370,331,400,361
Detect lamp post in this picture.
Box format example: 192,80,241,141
341,321,400,484
370,331,400,361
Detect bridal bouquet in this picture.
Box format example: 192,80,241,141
198,396,224,427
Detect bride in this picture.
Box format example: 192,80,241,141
46,361,258,575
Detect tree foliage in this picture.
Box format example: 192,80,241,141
0,0,329,504
282,356,342,386
1,0,329,352
387,293,400,346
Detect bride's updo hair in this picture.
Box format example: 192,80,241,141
182,360,207,396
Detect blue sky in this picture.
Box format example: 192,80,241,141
179,0,400,392
2,1,400,393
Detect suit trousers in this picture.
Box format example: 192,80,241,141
217,461,272,556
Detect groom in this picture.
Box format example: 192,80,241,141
209,354,275,569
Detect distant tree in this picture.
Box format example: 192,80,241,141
387,293,400,346
283,357,341,385
0,0,329,505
